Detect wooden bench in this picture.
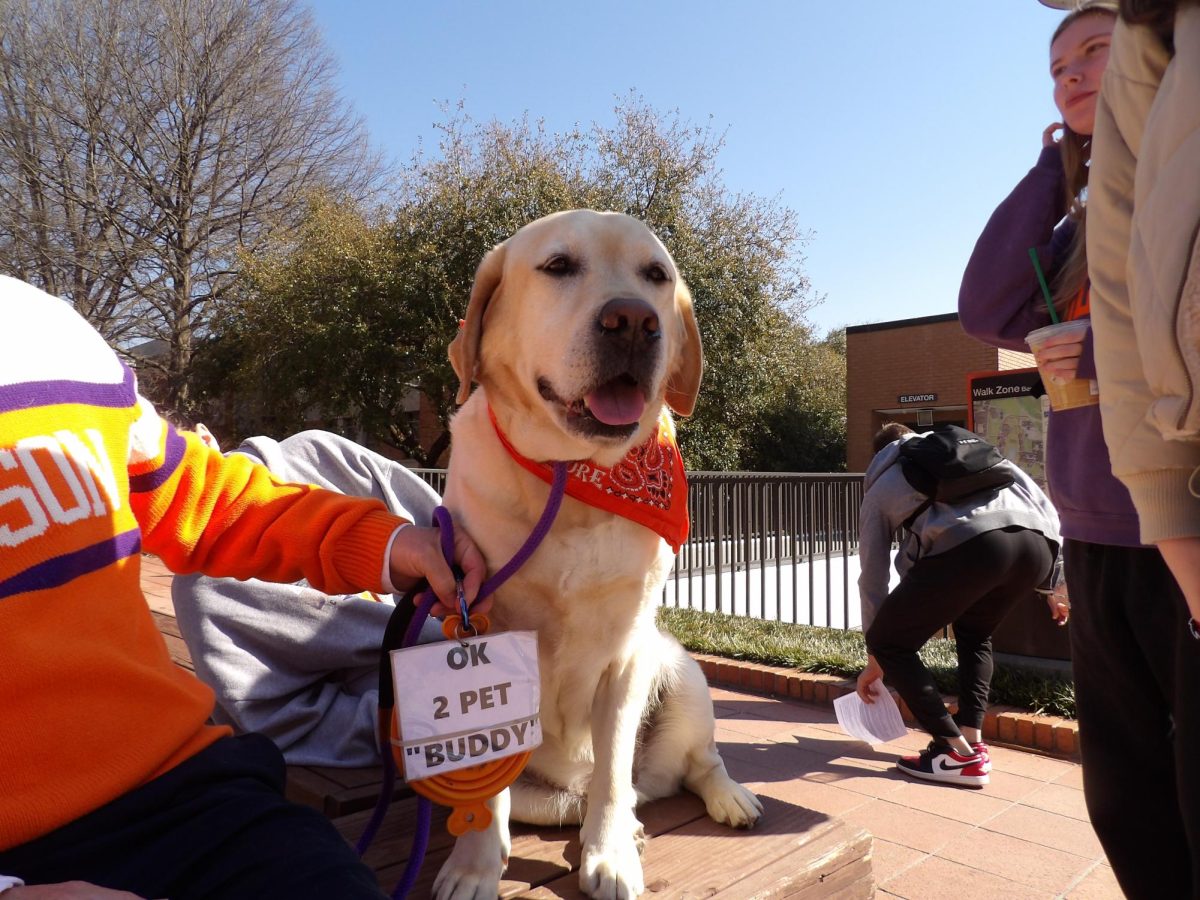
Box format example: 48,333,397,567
150,598,874,896
150,610,197,673
336,790,874,897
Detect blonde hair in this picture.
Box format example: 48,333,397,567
1049,0,1118,315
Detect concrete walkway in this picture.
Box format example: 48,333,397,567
140,555,1119,898
709,684,1118,898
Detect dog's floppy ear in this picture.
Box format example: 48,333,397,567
665,277,704,416
449,242,506,405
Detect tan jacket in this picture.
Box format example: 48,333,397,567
1089,5,1200,543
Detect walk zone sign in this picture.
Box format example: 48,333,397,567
391,631,542,779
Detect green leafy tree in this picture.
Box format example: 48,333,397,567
205,96,844,470
198,194,433,452
742,326,847,472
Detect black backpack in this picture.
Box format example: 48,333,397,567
896,424,1015,528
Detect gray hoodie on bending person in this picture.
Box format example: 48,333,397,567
172,430,443,767
857,433,1064,633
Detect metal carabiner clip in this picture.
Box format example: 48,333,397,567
456,579,475,638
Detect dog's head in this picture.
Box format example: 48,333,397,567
449,210,703,460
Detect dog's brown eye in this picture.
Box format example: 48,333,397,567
643,262,670,284
540,254,579,276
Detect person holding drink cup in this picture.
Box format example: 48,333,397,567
1023,317,1095,411
959,3,1197,895
961,1,1130,596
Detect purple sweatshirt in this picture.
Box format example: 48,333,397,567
958,145,1142,547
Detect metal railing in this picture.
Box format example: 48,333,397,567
671,473,865,629
412,468,447,497
409,468,866,631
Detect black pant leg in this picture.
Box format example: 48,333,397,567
948,625,995,734
1173,605,1200,897
0,734,386,900
949,530,1052,731
1065,539,1197,900
867,527,1052,742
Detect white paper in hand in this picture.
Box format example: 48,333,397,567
833,681,909,745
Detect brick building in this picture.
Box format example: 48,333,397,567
845,313,1035,471
845,313,1069,661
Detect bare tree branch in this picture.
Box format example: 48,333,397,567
0,0,385,412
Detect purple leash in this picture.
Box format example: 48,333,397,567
357,463,568,898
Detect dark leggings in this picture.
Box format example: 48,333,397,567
0,733,386,899
1065,539,1200,900
866,527,1054,742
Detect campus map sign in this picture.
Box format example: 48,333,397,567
966,367,1071,660
967,368,1048,490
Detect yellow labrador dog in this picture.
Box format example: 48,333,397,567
435,210,762,900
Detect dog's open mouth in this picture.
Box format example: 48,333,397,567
538,375,646,439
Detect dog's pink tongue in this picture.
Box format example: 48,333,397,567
586,381,646,426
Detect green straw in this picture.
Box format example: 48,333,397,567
1028,247,1059,324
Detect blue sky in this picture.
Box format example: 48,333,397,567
305,1,1070,337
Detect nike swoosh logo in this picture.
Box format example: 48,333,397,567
934,757,978,773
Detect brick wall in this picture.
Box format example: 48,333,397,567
846,315,1004,471
998,347,1036,370
419,398,449,466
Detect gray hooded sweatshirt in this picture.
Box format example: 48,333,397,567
172,430,443,767
857,433,1063,633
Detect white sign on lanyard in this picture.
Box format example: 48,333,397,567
390,630,541,780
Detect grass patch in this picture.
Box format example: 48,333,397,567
657,606,1075,719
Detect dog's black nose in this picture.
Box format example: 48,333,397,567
598,298,660,340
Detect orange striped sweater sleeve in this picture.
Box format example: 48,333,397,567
0,277,405,850
131,406,401,595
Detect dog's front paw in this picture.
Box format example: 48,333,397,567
703,777,764,829
579,833,645,900
578,810,646,900
433,830,507,900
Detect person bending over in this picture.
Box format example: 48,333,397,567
856,423,1062,787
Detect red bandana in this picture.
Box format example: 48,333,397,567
487,406,690,552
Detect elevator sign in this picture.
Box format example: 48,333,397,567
897,393,937,404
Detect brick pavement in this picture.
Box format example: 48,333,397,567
140,554,1118,898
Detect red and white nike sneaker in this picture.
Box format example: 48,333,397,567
896,740,989,787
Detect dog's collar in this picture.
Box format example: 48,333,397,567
487,405,690,552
